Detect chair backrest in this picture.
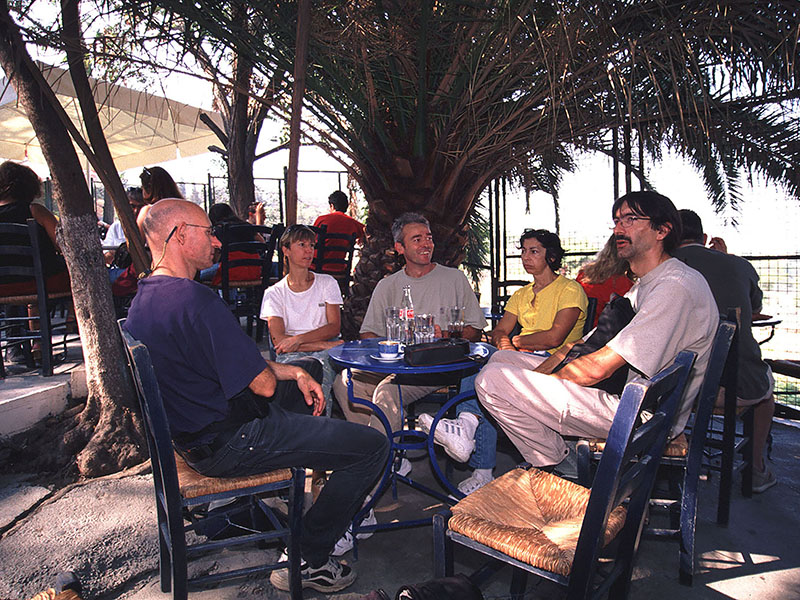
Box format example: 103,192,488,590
219,222,284,302
312,223,358,293
491,279,528,316
0,219,49,301
117,320,185,530
568,350,696,598
686,316,737,458
583,297,598,335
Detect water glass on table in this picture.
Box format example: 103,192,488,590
385,306,403,342
414,314,435,344
446,306,465,338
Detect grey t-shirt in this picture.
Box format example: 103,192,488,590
360,264,487,336
607,258,718,434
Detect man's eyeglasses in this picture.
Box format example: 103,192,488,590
611,215,651,229
184,223,215,237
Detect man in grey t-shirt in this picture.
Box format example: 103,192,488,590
334,213,486,473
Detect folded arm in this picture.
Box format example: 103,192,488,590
268,304,342,353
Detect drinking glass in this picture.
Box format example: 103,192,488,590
414,313,435,344
384,306,403,342
447,306,465,338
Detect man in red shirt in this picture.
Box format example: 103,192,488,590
313,191,365,275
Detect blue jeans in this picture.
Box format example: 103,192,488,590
188,358,389,567
276,349,335,415
456,373,497,470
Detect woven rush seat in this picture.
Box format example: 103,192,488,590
585,432,689,458
173,452,292,500
448,468,626,577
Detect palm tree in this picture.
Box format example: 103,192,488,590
145,0,800,335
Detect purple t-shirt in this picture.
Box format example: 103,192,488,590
124,276,267,438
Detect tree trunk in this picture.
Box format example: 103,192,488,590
0,1,145,477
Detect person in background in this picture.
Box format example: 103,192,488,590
136,166,184,232
0,161,71,364
672,209,777,492
0,160,69,297
576,234,634,328
312,190,365,276
418,229,588,495
103,187,146,269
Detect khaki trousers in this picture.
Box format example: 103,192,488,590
475,350,620,466
333,369,441,434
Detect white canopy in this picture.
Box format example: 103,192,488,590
0,62,223,171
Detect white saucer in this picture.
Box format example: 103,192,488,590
371,353,403,362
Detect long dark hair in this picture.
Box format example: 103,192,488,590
140,166,183,203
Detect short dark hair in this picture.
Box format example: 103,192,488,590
612,191,682,254
392,212,430,245
328,190,349,212
519,229,564,271
678,209,704,244
0,161,42,205
208,202,236,225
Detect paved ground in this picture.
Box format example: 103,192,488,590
1,412,799,600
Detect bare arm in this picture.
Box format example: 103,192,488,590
270,304,342,354
462,324,483,342
551,346,627,386
29,203,60,251
360,331,379,339
512,307,581,352
248,365,278,398
490,311,519,350
266,360,326,416
533,341,575,374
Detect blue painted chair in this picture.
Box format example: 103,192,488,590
576,317,737,585
432,351,695,600
119,324,304,600
216,222,284,342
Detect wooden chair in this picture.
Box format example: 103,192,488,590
216,222,284,341
119,323,303,600
0,219,74,378
311,224,358,296
433,351,695,600
577,317,736,585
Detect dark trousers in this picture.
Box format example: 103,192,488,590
189,358,389,567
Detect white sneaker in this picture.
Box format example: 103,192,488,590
457,470,494,496
418,413,476,463
394,456,412,477
331,509,377,556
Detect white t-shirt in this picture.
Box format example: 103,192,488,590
104,220,126,247
260,273,343,336
607,258,718,434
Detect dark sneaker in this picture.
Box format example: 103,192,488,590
270,550,356,592
752,467,777,493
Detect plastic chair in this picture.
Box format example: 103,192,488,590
0,219,74,378
311,224,358,296
216,222,284,341
119,323,303,600
433,351,695,600
577,317,736,585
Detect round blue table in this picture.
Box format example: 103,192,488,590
328,338,495,552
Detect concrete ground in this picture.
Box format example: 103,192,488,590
1,358,799,600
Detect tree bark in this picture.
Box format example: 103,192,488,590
0,0,145,477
